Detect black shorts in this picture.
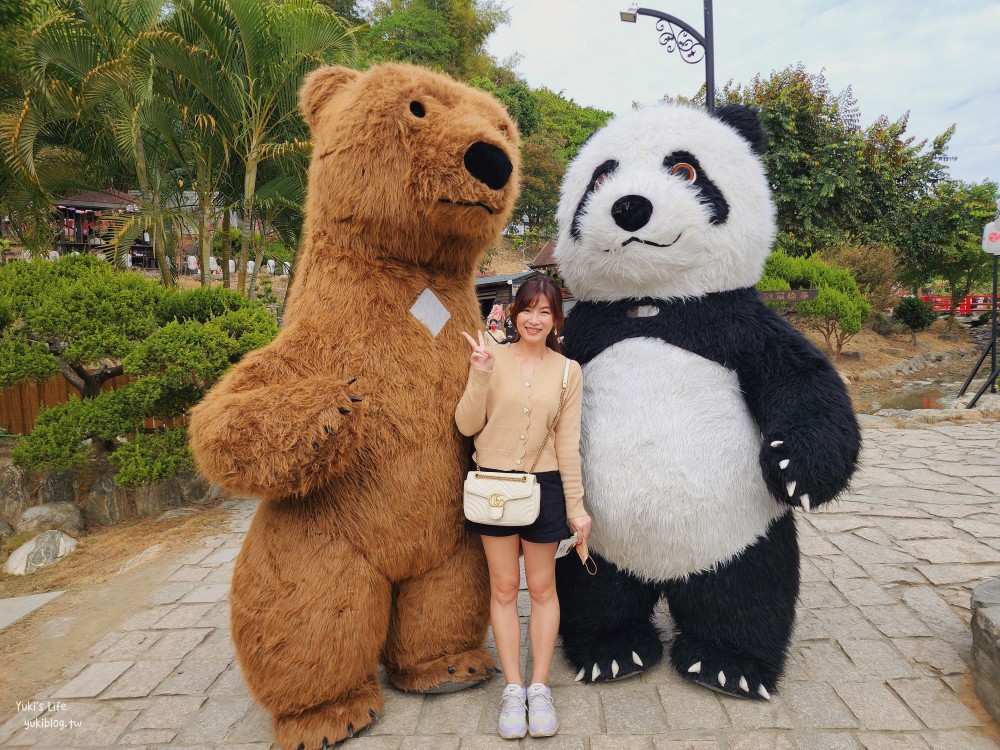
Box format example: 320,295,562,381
465,468,570,544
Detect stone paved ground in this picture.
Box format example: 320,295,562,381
2,422,1000,750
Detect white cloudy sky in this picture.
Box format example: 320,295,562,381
486,0,1000,186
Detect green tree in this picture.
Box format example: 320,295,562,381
719,66,951,257
3,0,191,286
365,0,508,78
818,242,899,314
760,250,871,360
534,87,613,162
897,180,999,323
147,0,357,294
0,255,278,485
515,130,564,236
892,296,938,345
469,77,539,137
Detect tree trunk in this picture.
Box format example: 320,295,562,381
197,162,212,287
237,159,258,295
221,210,232,289
248,224,264,300
281,233,304,320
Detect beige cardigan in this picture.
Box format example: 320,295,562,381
455,344,586,519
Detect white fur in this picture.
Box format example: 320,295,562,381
581,338,787,581
555,104,776,302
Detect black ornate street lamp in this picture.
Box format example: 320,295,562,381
620,2,715,114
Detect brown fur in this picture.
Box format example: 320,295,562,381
188,63,520,750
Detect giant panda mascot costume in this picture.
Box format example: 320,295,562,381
553,103,860,700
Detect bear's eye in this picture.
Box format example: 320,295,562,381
670,162,697,183
593,172,611,192
409,101,426,118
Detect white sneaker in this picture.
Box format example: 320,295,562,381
527,682,559,737
498,683,527,739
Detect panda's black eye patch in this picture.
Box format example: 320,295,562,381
663,150,730,225
571,160,619,239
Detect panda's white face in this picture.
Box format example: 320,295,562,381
555,104,776,302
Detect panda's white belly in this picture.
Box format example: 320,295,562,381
581,337,786,582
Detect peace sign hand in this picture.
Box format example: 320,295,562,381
461,330,495,372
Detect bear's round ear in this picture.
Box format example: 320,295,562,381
299,66,360,131
714,104,768,155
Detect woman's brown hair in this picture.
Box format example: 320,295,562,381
508,275,565,353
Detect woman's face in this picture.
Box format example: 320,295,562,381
516,296,554,345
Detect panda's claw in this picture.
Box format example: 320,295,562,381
717,671,726,687
758,685,771,700
592,664,601,681
770,440,783,448
612,660,620,678
575,668,585,682
778,459,789,470
786,481,796,497
800,493,811,512
632,651,643,667
688,661,701,674
739,676,749,692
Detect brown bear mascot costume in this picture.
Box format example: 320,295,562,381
189,63,520,749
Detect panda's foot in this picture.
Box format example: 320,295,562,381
564,622,663,684
670,634,777,701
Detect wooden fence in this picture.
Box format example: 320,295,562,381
0,374,187,435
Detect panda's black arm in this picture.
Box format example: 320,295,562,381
732,307,861,511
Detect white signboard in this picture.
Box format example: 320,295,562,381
984,222,1000,256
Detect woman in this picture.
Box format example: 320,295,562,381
457,276,591,740
484,317,507,344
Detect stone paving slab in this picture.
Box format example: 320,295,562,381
3,426,1000,748
0,590,65,631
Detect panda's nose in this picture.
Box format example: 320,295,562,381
464,142,513,190
612,195,653,232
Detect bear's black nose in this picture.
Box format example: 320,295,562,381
611,195,653,232
464,142,512,190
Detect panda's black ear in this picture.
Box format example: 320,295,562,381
714,104,767,155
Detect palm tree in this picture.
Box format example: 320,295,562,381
144,0,357,294
3,0,182,285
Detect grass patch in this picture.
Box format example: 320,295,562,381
0,503,231,599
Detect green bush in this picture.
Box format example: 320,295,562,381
2,257,278,486
818,243,899,314
892,296,938,344
761,250,871,359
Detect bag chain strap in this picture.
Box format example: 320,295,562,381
475,359,570,475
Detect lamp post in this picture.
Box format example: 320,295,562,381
961,198,1000,406
620,2,715,114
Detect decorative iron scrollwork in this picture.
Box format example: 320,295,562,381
656,18,705,64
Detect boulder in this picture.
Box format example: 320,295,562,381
119,543,164,573
175,471,221,505
15,502,84,535
0,519,13,540
0,465,32,526
82,473,134,527
38,470,79,506
4,530,77,575
881,347,908,357
135,479,183,518
839,351,864,361
157,507,201,521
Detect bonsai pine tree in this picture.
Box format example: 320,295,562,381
0,255,277,485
